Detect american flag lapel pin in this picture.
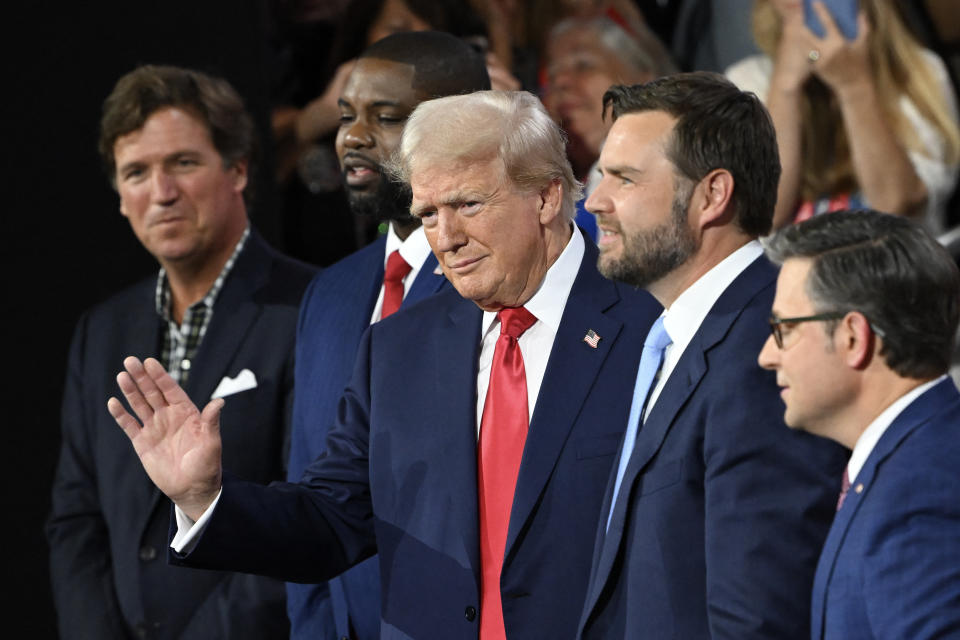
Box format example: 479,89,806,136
583,329,601,349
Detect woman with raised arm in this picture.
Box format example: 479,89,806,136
726,0,959,233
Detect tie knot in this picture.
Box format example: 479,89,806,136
645,316,672,351
384,250,412,284
497,307,537,339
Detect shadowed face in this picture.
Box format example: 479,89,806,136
336,57,426,223
113,106,247,269
543,27,649,175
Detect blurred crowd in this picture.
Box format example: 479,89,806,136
265,0,959,266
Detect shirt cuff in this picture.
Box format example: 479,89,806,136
170,488,223,554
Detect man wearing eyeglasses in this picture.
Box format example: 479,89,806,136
579,71,846,639
758,210,960,640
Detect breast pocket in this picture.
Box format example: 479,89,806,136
638,459,683,496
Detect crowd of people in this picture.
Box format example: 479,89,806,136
46,1,960,639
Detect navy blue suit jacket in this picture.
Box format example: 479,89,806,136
286,234,447,640
47,231,315,640
578,254,848,639
811,377,960,639
174,239,661,639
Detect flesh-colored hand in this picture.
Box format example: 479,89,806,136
108,356,223,521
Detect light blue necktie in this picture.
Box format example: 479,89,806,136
606,316,672,531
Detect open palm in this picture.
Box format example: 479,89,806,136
108,356,223,521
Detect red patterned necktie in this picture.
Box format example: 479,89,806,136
837,468,851,511
478,306,537,640
381,250,411,319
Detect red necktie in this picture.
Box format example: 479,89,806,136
381,250,411,319
837,468,851,511
478,306,537,640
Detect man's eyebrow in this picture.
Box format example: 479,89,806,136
337,98,405,110
410,189,488,216
601,164,641,178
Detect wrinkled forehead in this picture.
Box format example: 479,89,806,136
342,57,422,106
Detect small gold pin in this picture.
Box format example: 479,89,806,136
855,484,864,494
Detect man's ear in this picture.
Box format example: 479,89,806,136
838,311,876,370
229,159,249,194
538,178,563,224
689,168,734,230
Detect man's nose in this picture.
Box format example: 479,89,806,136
434,210,467,253
585,179,611,216
151,170,179,204
757,334,780,370
343,119,374,149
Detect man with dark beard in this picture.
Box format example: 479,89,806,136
285,31,489,640
577,72,847,639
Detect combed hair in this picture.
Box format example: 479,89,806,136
390,90,581,221
764,210,960,378
751,0,960,203
603,72,781,237
99,65,256,195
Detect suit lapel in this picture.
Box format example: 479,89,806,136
404,251,446,306
505,241,624,560
586,255,776,615
431,295,484,574
184,232,272,404
143,233,273,518
810,378,960,637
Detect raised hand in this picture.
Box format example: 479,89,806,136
807,4,872,94
108,356,223,521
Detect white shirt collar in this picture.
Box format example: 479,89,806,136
663,240,764,357
847,375,948,482
481,226,584,335
384,223,432,269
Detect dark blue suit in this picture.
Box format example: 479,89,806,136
286,234,446,640
811,377,960,639
47,231,315,640
578,255,848,639
174,238,661,639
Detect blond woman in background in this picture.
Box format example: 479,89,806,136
726,0,960,233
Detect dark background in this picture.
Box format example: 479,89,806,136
8,3,283,636
7,2,959,637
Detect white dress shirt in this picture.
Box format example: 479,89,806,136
846,375,947,483
644,241,764,420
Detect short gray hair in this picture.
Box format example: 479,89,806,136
763,210,960,379
550,16,678,78
390,90,582,222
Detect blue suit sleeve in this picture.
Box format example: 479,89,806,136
860,435,960,639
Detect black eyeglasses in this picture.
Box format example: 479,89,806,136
767,312,848,349
768,311,886,348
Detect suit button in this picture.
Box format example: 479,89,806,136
465,606,477,622
139,545,158,562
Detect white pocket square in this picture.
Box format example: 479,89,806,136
211,369,257,399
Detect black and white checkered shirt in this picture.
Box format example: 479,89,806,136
155,226,250,386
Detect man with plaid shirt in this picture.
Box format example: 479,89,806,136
46,65,315,640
